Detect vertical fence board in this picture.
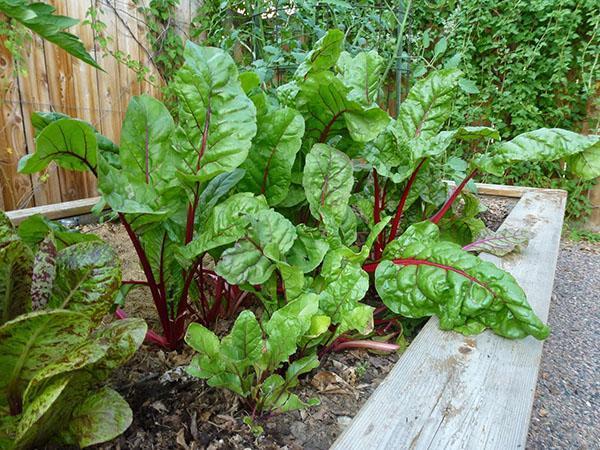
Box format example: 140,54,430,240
0,36,35,210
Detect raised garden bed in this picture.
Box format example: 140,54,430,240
6,184,565,449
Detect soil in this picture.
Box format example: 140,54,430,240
73,195,512,449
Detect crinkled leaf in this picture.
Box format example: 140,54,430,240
287,225,330,273
303,144,354,230
376,223,550,340
239,107,305,206
474,128,600,177
295,29,344,78
215,209,296,285
337,50,384,106
181,193,267,260
395,68,462,142
197,168,246,223
18,119,97,174
297,71,389,149
567,138,600,181
173,42,257,184
47,242,121,323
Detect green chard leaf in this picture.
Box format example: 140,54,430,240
173,42,257,185
239,107,305,206
0,226,33,325
376,222,549,340
295,29,344,78
474,128,600,177
303,144,354,231
337,50,384,106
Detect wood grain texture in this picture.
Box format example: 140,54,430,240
6,196,101,224
0,35,35,210
332,189,567,450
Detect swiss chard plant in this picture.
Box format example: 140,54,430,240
0,211,146,449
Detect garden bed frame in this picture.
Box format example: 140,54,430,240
5,183,567,449
332,184,567,450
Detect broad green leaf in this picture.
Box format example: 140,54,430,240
221,311,263,370
303,144,354,230
65,387,132,448
285,354,320,387
277,262,305,301
264,293,319,367
463,228,531,257
181,193,268,260
197,168,246,223
17,214,100,251
376,223,550,340
47,242,121,323
18,119,97,174
295,29,344,78
30,235,57,311
287,225,330,273
339,206,357,246
0,1,101,69
0,310,92,415
567,139,600,180
239,107,305,206
336,304,374,336
118,95,176,191
215,209,296,285
474,128,600,177
0,237,33,325
395,68,462,142
297,71,390,149
173,43,257,184
337,50,384,106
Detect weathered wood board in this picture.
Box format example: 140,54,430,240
331,189,567,450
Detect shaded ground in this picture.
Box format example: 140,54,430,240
527,240,600,449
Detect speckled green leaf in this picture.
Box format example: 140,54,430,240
173,42,257,184
65,387,132,448
303,144,354,229
239,107,305,206
0,310,92,416
376,222,550,340
474,128,600,177
295,29,344,78
0,217,33,325
18,119,97,174
47,242,121,323
30,235,57,311
17,214,100,251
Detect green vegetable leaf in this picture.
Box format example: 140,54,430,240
0,231,33,325
221,311,263,370
474,128,600,177
287,225,330,273
18,119,98,174
239,107,305,206
303,144,354,230
295,29,344,78
47,242,121,323
173,42,257,185
337,50,384,106
376,222,549,340
65,387,132,448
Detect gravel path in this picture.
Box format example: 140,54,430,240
527,240,600,449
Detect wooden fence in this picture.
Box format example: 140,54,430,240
0,0,199,211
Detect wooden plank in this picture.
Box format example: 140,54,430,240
15,34,63,207
332,189,567,450
0,35,35,211
6,196,101,224
446,181,566,198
